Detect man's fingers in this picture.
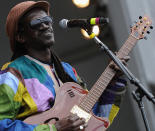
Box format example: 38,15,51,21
109,63,115,69
73,121,88,131
72,118,85,127
69,114,80,122
120,56,130,62
110,55,130,69
109,63,120,71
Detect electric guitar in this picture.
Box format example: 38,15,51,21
24,16,152,131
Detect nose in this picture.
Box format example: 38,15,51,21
39,22,51,31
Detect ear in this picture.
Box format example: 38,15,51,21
15,33,26,44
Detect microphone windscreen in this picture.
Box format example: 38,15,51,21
105,18,109,23
59,19,68,29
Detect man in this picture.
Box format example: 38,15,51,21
0,1,127,131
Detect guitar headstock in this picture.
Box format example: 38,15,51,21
131,15,153,40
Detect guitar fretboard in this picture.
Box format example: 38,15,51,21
79,34,137,112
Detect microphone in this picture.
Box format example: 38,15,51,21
59,17,109,29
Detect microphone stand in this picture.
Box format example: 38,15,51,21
92,36,155,131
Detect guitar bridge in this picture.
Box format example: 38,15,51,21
70,105,91,122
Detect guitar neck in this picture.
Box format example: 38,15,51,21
79,34,138,112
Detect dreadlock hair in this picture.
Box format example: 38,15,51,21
11,42,27,61
11,21,27,61
50,48,77,83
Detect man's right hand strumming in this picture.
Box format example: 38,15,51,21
55,114,87,131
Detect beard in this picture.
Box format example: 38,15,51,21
32,41,54,51
26,34,55,51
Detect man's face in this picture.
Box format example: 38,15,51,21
21,8,55,50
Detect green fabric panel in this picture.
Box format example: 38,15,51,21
0,84,20,120
8,56,47,83
34,124,50,131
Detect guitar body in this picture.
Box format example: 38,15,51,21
24,82,109,131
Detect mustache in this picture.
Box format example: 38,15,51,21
40,29,54,35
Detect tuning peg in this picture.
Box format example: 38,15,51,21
144,36,147,40
147,31,150,34
150,26,153,29
139,16,142,19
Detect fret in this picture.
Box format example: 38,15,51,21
90,88,102,96
104,70,114,77
82,93,97,105
130,35,138,41
80,99,95,111
99,75,109,84
84,92,99,103
85,98,97,108
79,104,87,112
123,45,131,52
96,80,105,86
84,100,97,110
126,39,134,45
123,43,134,52
99,77,110,85
98,76,111,86
84,100,94,109
88,93,100,101
87,91,100,100
87,94,98,103
80,98,92,107
118,35,137,56
81,104,91,112
127,40,135,46
81,103,93,112
82,88,103,109
79,103,86,110
103,73,113,80
86,94,100,104
119,49,128,56
125,41,133,48
106,66,115,73
129,36,137,45
94,81,107,90
100,76,110,82
129,35,136,41
122,44,131,51
93,85,105,93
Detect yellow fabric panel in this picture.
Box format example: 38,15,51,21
14,81,25,103
1,62,11,70
109,104,119,124
15,82,37,118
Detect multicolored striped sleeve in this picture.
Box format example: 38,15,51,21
92,78,127,125
0,68,56,131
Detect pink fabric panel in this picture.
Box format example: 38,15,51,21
24,78,54,112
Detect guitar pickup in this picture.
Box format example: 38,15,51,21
70,105,92,122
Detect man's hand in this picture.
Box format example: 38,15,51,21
55,114,87,131
109,55,130,76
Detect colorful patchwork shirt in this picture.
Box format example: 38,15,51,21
0,55,126,131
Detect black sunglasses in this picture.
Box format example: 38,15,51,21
29,16,53,29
